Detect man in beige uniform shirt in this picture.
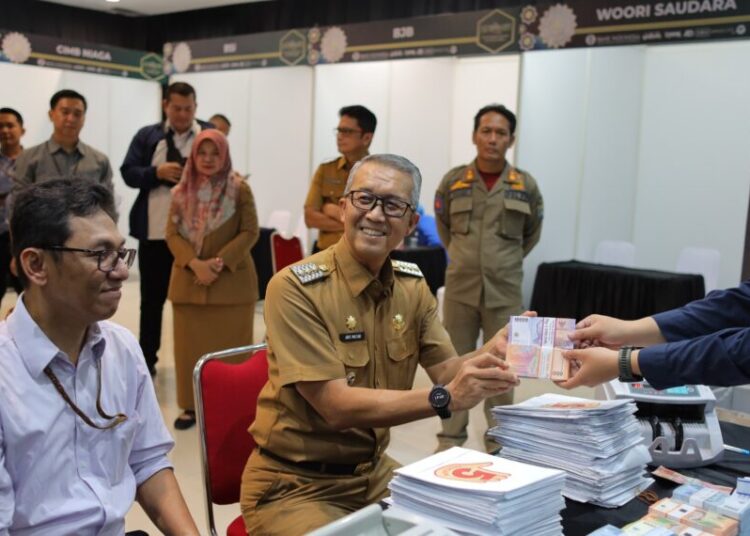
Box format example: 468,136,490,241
434,104,544,452
304,105,376,252
240,154,522,535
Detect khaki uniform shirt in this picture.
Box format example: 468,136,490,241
250,239,456,464
434,160,544,309
304,156,356,250
12,139,113,193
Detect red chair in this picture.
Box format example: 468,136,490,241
193,343,268,536
270,231,304,273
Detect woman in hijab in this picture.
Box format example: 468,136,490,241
166,129,259,429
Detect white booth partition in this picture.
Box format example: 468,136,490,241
517,40,750,301
0,62,162,270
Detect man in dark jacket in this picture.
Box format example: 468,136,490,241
120,82,213,376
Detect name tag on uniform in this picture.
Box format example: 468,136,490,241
340,332,365,342
504,189,530,203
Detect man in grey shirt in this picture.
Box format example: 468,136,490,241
13,89,113,192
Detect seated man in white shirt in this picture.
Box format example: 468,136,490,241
0,178,199,535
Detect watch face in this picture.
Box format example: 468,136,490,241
430,386,450,408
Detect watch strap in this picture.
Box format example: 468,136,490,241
618,346,642,383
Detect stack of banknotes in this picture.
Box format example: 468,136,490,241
506,316,576,380
589,474,749,535
489,393,653,507
386,446,566,535
590,499,742,535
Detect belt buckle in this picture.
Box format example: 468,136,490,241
354,460,374,475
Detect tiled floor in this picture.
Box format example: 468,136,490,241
2,280,594,534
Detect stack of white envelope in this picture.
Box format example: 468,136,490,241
387,446,566,535
489,393,654,508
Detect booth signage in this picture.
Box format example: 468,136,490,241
164,1,750,74
0,30,165,81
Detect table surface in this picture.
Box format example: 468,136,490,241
561,420,750,535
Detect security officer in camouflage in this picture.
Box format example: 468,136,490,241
240,154,520,535
434,104,544,452
304,105,376,253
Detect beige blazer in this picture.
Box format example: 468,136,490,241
166,181,259,305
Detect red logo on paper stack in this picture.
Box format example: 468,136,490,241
434,463,510,483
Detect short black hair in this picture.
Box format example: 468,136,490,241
210,113,231,127
339,105,377,134
11,179,117,288
474,104,516,135
165,81,197,102
50,89,87,112
0,107,23,126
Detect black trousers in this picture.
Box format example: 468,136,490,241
138,239,174,371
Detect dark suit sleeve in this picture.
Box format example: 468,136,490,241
639,280,750,389
120,128,159,190
639,328,750,389
652,281,750,341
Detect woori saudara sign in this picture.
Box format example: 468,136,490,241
596,0,739,21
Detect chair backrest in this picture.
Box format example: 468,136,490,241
676,247,720,294
270,231,304,273
265,210,291,236
194,343,268,536
594,240,636,267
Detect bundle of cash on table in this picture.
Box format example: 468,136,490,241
489,393,653,508
387,446,566,535
505,316,576,380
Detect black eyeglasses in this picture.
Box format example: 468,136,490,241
334,127,363,136
347,190,414,218
43,246,137,273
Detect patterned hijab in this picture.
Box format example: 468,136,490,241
171,129,241,253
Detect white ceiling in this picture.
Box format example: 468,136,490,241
43,0,269,16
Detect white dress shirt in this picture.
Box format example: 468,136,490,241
0,298,174,535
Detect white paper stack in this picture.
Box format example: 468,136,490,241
387,446,566,535
489,393,654,508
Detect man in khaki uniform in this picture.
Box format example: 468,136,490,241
304,105,376,252
434,104,544,452
240,154,521,535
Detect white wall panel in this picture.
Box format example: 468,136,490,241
247,67,314,231
312,61,392,174
107,76,162,249
387,58,454,209
172,70,252,174
516,48,589,304
0,63,62,146
575,46,644,262
451,55,521,168
0,64,161,276
633,41,750,288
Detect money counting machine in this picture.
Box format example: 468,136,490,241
599,381,724,468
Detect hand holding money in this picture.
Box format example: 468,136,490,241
483,310,537,359
554,347,620,389
506,316,575,380
446,354,520,411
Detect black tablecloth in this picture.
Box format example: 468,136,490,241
530,261,705,320
562,421,750,535
391,246,447,295
250,227,274,300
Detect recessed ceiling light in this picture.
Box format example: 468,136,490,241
105,0,121,3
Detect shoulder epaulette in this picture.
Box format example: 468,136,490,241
392,260,423,278
290,262,332,284
445,165,469,184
